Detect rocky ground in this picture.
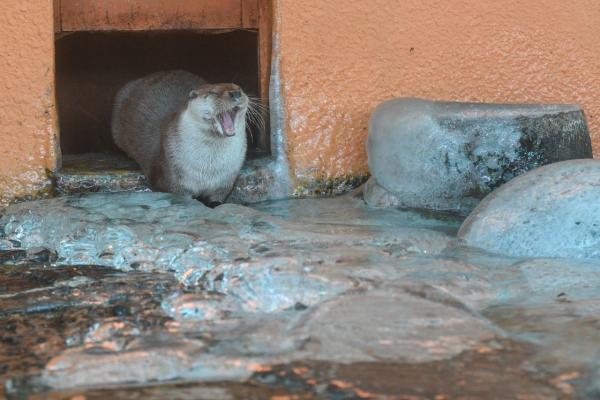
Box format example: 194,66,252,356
0,191,599,399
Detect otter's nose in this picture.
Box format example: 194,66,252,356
229,90,242,101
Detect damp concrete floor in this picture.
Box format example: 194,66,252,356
0,191,599,399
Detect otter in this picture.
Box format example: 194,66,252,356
111,70,249,205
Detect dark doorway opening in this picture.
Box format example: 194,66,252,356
55,30,267,159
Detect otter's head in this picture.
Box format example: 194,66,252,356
187,83,249,137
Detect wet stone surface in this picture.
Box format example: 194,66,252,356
460,159,600,260
366,98,592,215
55,152,297,203
0,192,598,398
54,153,151,195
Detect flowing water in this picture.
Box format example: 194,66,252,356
1,192,599,398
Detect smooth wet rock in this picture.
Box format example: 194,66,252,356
496,259,600,305
41,335,264,390
459,159,600,259
4,193,600,398
0,192,456,281
366,98,592,215
394,258,496,310
584,365,600,399
296,289,499,363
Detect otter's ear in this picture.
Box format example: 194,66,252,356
189,90,199,100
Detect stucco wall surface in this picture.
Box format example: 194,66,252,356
0,1,56,204
274,0,600,181
2,1,600,202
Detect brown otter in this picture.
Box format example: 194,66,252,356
111,70,249,205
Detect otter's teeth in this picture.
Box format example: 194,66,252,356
218,110,237,137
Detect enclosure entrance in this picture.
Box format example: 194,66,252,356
57,30,264,154
54,0,272,191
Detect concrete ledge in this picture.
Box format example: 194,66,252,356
55,153,364,203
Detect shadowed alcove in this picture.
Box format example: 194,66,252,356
53,0,272,193
56,30,262,155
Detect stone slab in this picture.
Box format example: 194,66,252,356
459,159,600,259
366,98,592,214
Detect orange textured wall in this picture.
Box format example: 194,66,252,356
0,1,57,204
274,0,600,181
1,1,599,202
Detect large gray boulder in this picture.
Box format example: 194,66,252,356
458,159,600,259
365,98,592,215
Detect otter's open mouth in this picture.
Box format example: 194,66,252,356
217,106,240,137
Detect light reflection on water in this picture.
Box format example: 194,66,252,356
1,192,599,396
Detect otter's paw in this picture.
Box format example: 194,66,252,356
193,195,222,208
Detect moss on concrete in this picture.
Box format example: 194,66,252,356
293,173,370,198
